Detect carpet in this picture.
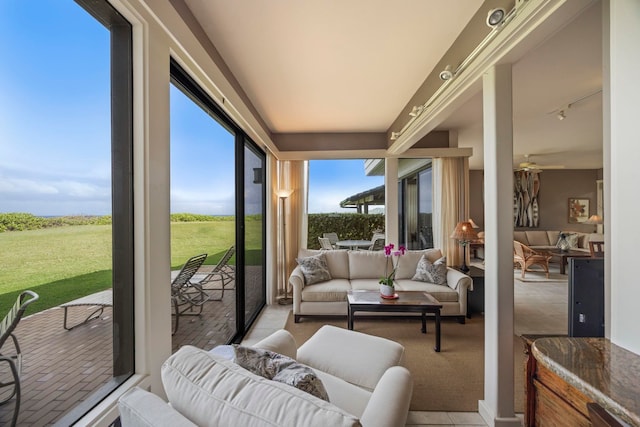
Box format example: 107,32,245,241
284,313,525,413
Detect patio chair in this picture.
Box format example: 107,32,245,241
171,253,209,335
0,290,39,427
368,236,385,251
323,232,339,248
318,237,334,250
513,241,552,279
192,245,236,301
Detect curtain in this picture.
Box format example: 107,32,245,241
432,157,469,267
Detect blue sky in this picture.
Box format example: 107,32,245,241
0,1,381,216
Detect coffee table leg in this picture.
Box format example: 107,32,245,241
434,309,441,352
348,305,354,330
421,312,426,333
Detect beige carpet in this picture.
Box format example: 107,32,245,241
284,313,525,413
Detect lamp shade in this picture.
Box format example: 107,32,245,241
467,218,480,229
584,214,603,224
276,189,293,198
450,221,478,243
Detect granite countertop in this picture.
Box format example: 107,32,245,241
532,337,640,426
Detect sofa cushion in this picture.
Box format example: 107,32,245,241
162,346,361,427
298,249,350,279
395,249,443,279
513,231,529,245
525,231,552,246
394,280,459,302
350,278,384,291
296,253,332,285
233,345,329,401
348,251,387,280
301,279,351,302
412,255,447,285
119,387,197,427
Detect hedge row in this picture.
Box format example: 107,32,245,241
307,213,384,250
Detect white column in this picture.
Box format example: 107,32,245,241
385,158,399,245
479,64,519,427
606,0,640,353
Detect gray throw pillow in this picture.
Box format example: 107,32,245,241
557,233,579,249
296,253,332,285
412,255,447,285
233,345,329,401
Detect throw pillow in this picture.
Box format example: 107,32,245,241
412,255,447,285
233,345,329,401
296,253,332,285
557,233,579,249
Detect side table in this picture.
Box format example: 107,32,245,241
455,265,484,318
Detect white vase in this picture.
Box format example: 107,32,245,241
380,284,395,297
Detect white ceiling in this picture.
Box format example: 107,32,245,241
183,0,482,132
180,0,603,170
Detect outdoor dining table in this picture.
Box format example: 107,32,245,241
336,239,372,250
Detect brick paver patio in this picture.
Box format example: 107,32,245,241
0,267,244,426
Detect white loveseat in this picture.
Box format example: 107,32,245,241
290,248,473,323
119,325,412,427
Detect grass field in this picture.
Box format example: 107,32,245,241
0,220,263,315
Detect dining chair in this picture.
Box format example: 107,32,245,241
589,241,604,257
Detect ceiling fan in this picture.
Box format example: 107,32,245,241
515,154,565,172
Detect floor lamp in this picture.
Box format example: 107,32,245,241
277,189,293,305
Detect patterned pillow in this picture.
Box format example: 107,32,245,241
296,253,332,285
412,255,447,285
557,233,579,249
233,345,329,401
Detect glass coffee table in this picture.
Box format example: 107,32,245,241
346,290,443,352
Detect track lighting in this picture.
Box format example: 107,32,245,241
439,65,454,81
557,110,566,121
390,132,401,141
486,8,506,27
409,105,423,117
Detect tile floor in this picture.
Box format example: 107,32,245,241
241,263,568,427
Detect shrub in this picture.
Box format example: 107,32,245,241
307,213,384,249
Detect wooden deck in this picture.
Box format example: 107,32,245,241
0,276,239,426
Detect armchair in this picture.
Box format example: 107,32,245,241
513,241,552,279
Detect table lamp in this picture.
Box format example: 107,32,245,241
450,221,478,273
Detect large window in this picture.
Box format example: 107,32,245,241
169,61,266,347
0,0,133,424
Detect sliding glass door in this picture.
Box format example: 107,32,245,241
169,61,266,348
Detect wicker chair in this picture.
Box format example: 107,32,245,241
513,241,552,279
0,290,39,427
171,253,209,335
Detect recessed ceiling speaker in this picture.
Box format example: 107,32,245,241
439,65,454,81
486,8,506,27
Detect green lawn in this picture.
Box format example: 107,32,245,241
0,220,263,315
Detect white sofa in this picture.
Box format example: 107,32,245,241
119,325,413,427
513,230,603,253
290,248,473,323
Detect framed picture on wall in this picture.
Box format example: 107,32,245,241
568,198,589,223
